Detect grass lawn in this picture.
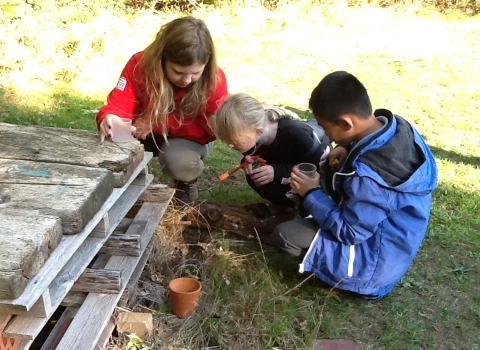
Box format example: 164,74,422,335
1,1,479,349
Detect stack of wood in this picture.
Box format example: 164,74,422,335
0,123,174,350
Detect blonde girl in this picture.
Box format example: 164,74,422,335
212,93,330,212
96,17,228,202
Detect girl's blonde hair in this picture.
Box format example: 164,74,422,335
139,17,219,136
212,93,299,145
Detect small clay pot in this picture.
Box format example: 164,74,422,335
169,277,202,318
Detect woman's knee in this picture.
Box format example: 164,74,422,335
158,138,205,181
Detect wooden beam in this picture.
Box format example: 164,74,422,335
70,269,121,294
99,235,141,257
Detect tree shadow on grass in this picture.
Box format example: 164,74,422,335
429,145,480,169
284,105,480,169
0,85,103,131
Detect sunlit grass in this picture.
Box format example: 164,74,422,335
1,1,480,349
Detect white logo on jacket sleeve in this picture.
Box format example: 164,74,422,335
116,77,127,91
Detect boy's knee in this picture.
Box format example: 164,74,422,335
273,224,304,259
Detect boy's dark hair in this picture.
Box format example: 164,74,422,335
309,71,372,123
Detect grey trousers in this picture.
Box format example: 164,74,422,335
157,138,214,182
273,218,319,259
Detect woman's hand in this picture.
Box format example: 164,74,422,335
132,119,152,140
290,165,320,197
99,114,136,142
328,146,348,171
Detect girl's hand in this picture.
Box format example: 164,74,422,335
328,146,348,171
99,114,117,142
99,114,136,142
132,119,151,140
243,155,266,175
250,164,274,186
290,165,320,197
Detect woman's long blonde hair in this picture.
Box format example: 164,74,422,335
139,17,219,135
212,93,299,145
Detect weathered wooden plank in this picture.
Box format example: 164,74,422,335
60,252,112,308
99,234,141,257
70,268,121,294
55,201,173,350
118,242,153,308
115,218,134,232
0,153,152,315
89,169,152,238
0,159,114,234
39,307,78,350
137,183,171,203
60,293,86,308
91,213,109,237
3,174,156,339
0,209,62,299
17,339,32,350
0,122,144,188
96,315,116,350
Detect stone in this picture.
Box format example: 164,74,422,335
116,312,153,339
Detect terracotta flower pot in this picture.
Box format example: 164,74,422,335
169,277,202,318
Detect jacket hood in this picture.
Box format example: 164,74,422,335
341,109,437,195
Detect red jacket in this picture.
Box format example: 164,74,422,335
96,52,228,145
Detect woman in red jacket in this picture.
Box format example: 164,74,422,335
96,17,228,202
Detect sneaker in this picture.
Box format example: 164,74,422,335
173,179,198,203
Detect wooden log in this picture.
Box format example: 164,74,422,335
70,268,121,294
0,122,144,188
99,234,141,257
186,201,295,246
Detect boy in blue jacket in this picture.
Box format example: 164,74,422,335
273,71,438,300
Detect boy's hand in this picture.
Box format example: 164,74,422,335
291,165,320,197
328,146,348,171
250,164,274,186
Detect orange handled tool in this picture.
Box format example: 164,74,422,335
219,155,265,181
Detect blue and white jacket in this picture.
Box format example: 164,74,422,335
301,109,438,300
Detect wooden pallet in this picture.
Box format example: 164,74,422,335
0,152,174,348
0,153,153,318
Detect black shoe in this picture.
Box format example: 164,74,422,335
173,179,198,203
